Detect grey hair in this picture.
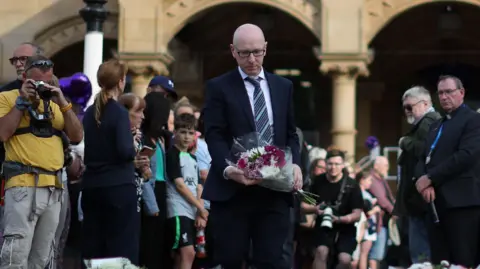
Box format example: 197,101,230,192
402,86,432,105
20,42,44,55
438,75,464,89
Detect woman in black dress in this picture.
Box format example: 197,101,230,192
81,59,146,265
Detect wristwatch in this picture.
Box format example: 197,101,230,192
15,96,31,111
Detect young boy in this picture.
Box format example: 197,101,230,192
165,113,208,269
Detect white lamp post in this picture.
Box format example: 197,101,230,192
80,0,109,106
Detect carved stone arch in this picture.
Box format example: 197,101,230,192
365,0,480,44
163,0,320,43
33,15,119,58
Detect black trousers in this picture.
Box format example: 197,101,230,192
139,181,171,269
428,205,480,267
81,184,140,265
210,187,291,269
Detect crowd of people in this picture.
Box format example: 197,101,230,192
0,23,479,269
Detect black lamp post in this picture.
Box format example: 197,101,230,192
80,0,109,33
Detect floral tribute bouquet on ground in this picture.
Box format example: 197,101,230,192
226,132,318,204
84,258,145,269
407,261,474,269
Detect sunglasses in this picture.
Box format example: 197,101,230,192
24,60,54,72
403,100,423,112
9,56,29,65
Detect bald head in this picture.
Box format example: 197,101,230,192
230,24,267,76
373,156,389,177
232,24,265,47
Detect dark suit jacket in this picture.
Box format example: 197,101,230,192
202,69,300,202
415,105,480,209
395,111,441,216
0,80,22,92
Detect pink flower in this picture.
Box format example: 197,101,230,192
238,158,247,169
234,145,288,180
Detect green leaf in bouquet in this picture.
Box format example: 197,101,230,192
297,190,319,205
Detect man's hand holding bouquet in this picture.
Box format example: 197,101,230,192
225,132,317,204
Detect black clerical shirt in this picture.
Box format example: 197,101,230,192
415,104,480,209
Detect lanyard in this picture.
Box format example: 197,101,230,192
427,124,443,157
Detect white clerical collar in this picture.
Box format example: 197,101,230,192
238,66,265,80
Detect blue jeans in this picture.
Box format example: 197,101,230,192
409,215,431,263
369,227,388,261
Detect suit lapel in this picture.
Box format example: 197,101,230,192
230,70,255,130
265,72,281,142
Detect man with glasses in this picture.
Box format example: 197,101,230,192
414,75,480,267
203,23,302,269
0,43,44,167
394,86,440,264
0,42,44,92
302,149,363,269
0,55,83,268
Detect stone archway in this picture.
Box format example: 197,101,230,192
365,0,480,44
163,0,320,43
33,15,119,58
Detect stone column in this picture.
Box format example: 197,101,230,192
118,52,174,97
318,0,373,159
320,56,371,159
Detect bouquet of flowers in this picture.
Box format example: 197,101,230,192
226,132,318,204
84,258,145,269
407,261,471,269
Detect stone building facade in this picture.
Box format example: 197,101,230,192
2,0,480,161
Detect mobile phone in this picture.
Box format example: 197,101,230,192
140,146,154,157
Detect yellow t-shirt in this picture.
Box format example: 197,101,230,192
0,90,65,189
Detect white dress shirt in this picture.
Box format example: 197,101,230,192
238,66,274,127
224,67,275,178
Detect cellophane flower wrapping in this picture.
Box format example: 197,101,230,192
226,132,294,192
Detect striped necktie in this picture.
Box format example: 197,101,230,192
244,77,273,143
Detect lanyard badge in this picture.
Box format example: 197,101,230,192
426,124,443,164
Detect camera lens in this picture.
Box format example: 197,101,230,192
36,85,52,99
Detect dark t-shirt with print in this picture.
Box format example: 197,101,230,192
309,173,364,230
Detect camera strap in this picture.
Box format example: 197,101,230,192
13,100,62,138
332,175,348,209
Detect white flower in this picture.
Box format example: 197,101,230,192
267,155,278,166
407,262,433,269
246,146,265,158
259,165,281,179
84,258,141,269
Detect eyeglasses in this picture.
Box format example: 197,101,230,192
326,162,343,167
235,48,266,58
24,60,54,72
9,56,30,65
403,100,423,112
437,88,458,96
316,165,326,170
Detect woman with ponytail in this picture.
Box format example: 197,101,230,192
81,59,140,265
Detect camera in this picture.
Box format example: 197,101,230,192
321,207,334,229
33,81,53,99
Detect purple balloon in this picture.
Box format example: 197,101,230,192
59,73,92,110
365,136,380,150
